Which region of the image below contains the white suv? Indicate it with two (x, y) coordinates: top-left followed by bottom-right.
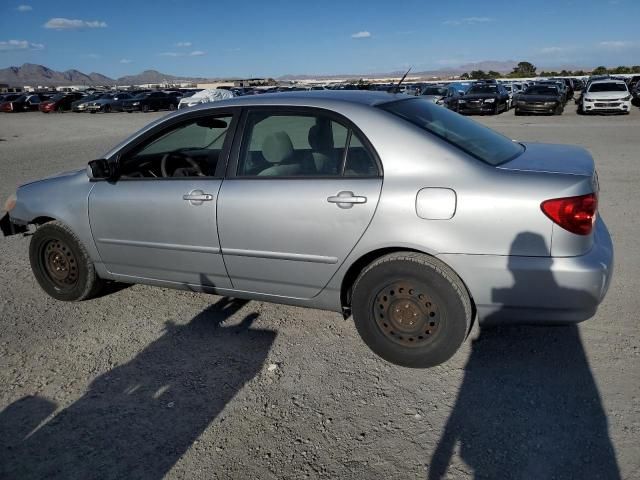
(581, 79), (631, 114)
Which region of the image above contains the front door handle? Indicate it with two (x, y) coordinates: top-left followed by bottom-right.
(327, 191), (367, 209)
(183, 189), (214, 205)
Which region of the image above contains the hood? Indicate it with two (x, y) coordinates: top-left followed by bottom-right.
(518, 94), (560, 102)
(19, 168), (85, 188)
(497, 143), (594, 177)
(584, 91), (629, 100)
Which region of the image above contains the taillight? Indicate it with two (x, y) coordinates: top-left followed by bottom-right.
(541, 193), (597, 236)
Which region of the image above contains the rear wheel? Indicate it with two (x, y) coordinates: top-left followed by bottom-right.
(169, 103), (176, 111)
(142, 104), (149, 113)
(351, 252), (472, 368)
(104, 104), (111, 113)
(29, 221), (103, 301)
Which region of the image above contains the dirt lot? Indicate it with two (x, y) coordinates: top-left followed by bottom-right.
(1, 105), (638, 480)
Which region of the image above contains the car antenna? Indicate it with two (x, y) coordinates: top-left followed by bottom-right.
(391, 67), (412, 93)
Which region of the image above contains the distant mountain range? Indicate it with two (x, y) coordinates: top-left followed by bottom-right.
(0, 63), (210, 86)
(1, 61), (592, 87)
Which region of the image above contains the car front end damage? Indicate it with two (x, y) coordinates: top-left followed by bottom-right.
(1, 193), (27, 236)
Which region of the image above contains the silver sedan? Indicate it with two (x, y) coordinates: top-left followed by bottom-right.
(1, 91), (613, 367)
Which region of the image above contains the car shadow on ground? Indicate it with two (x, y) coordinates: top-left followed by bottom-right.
(428, 233), (620, 479)
(0, 296), (277, 480)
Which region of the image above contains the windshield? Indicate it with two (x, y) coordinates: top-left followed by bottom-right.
(524, 86), (559, 95)
(50, 94), (65, 101)
(379, 98), (524, 166)
(588, 82), (628, 92)
(14, 95), (27, 102)
(468, 85), (497, 94)
(422, 87), (447, 96)
(133, 92), (150, 99)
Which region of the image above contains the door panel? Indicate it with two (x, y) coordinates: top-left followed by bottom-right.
(217, 178), (382, 298)
(89, 180), (231, 288)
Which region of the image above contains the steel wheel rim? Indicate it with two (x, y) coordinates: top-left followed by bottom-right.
(373, 281), (441, 347)
(42, 239), (78, 290)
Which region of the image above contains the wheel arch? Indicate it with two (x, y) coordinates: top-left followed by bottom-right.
(340, 247), (476, 319)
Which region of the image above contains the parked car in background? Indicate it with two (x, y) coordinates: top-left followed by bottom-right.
(420, 85), (462, 111)
(178, 88), (235, 109)
(0, 93), (45, 112)
(457, 82), (510, 115)
(39, 92), (84, 113)
(515, 84), (564, 115)
(1, 91), (613, 368)
(551, 78), (575, 100)
(0, 93), (23, 110)
(538, 80), (568, 104)
(87, 92), (133, 113)
(72, 93), (105, 112)
(502, 84), (516, 109)
(581, 79), (632, 114)
(121, 91), (180, 112)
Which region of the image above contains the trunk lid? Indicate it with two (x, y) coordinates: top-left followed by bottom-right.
(497, 142), (595, 177)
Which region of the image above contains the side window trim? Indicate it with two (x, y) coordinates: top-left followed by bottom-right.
(108, 108), (240, 182)
(225, 105), (383, 179)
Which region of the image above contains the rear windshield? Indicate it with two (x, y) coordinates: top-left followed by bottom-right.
(379, 98), (524, 166)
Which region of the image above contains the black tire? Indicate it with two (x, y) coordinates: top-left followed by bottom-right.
(169, 103), (176, 111)
(104, 104), (111, 113)
(142, 104), (149, 113)
(514, 109), (522, 116)
(351, 252), (472, 368)
(554, 104), (564, 115)
(29, 221), (103, 301)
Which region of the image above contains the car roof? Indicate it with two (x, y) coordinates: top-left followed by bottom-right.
(190, 90), (410, 110)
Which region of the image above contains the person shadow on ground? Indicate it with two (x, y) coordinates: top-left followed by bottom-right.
(428, 232), (620, 479)
(0, 295), (276, 480)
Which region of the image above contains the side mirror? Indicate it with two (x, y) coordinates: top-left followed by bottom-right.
(87, 159), (114, 180)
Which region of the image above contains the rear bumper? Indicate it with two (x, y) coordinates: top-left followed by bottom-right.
(438, 217), (614, 325)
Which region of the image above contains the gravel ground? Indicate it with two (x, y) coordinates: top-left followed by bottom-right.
(0, 105), (638, 480)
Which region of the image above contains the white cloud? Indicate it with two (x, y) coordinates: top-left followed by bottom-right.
(120, 58), (132, 64)
(160, 50), (206, 57)
(17, 5), (32, 11)
(598, 40), (632, 48)
(351, 31), (371, 39)
(539, 46), (571, 54)
(189, 50), (206, 56)
(0, 39), (44, 51)
(159, 51), (180, 56)
(176, 41), (192, 47)
(44, 18), (107, 30)
(85, 53), (100, 59)
(443, 17), (494, 26)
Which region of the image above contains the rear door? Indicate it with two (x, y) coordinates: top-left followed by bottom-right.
(217, 107), (383, 298)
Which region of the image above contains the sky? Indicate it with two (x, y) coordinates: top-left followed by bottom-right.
(1, 0), (639, 79)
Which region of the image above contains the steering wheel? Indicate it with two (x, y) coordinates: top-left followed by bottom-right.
(160, 152), (205, 177)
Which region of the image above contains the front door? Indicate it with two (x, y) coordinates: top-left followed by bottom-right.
(89, 112), (236, 288)
(218, 108), (382, 298)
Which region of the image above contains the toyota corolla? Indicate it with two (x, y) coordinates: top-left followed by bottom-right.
(1, 91), (613, 368)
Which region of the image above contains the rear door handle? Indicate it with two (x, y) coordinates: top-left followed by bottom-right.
(183, 189), (214, 205)
(327, 191), (367, 209)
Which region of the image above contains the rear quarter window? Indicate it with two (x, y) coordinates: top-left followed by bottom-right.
(379, 98), (524, 166)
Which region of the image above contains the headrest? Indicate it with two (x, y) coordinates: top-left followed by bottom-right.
(262, 131), (294, 164)
(308, 124), (334, 153)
